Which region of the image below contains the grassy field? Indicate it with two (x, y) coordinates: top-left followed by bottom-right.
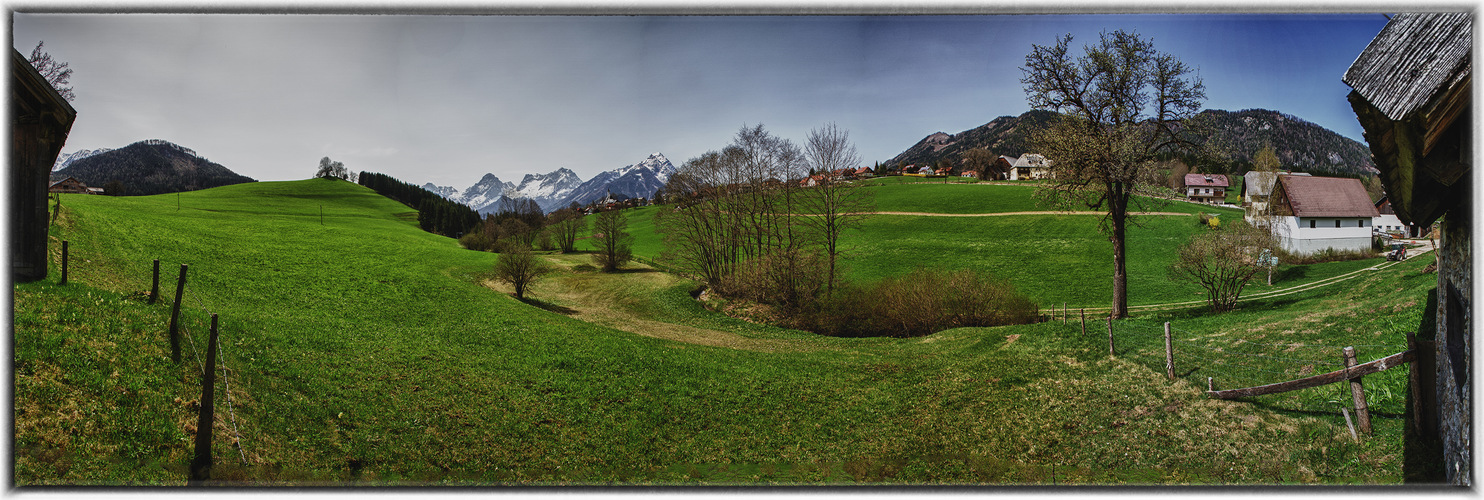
(602, 181), (1375, 308)
(15, 178), (1430, 485)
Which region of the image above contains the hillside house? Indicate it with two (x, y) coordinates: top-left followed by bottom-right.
(960, 170), (977, 178)
(48, 176), (99, 194)
(1267, 175), (1378, 255)
(855, 166), (874, 178)
(1008, 154), (1052, 180)
(10, 48), (77, 282)
(1344, 13), (1471, 484)
(1373, 195), (1420, 237)
(1183, 173), (1229, 204)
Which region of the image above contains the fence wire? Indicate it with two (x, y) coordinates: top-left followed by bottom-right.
(50, 247), (253, 467)
(1061, 316), (1410, 417)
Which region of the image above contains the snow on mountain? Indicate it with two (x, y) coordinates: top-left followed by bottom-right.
(422, 183), (459, 200)
(53, 147), (114, 171)
(507, 168), (584, 213)
(554, 153), (676, 211)
(457, 173), (516, 213)
(429, 152), (676, 215)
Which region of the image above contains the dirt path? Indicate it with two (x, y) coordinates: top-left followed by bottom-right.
(483, 255), (813, 353)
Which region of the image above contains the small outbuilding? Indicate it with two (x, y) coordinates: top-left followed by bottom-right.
(10, 48), (77, 282)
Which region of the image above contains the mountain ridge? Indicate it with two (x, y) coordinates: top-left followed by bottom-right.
(51, 139), (256, 196)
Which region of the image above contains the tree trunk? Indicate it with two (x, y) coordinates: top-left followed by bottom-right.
(1109, 187), (1130, 319)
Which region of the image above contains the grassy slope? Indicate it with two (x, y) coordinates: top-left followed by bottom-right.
(16, 178), (1425, 485)
(608, 181), (1373, 308)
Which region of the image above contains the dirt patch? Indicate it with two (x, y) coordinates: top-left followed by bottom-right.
(482, 256), (814, 353)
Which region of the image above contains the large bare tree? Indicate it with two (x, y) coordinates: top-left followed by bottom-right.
(1021, 30), (1206, 318)
(800, 122), (873, 294)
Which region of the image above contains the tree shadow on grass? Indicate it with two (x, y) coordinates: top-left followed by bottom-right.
(517, 296), (579, 315)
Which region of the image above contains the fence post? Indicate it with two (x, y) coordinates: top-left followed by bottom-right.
(149, 259), (160, 304)
(1342, 346), (1372, 435)
(1062, 302), (1067, 323)
(1164, 322), (1175, 379)
(1080, 309), (1085, 336)
(1106, 314), (1115, 357)
(59, 240), (68, 285)
(168, 264), (188, 364)
(189, 313), (219, 484)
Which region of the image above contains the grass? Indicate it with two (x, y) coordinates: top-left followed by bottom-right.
(15, 178), (1428, 485)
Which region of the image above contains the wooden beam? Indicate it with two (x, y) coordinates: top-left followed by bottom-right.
(1207, 350), (1414, 400)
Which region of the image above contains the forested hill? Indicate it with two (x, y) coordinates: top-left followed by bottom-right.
(881, 108), (1376, 177)
(52, 139), (256, 196)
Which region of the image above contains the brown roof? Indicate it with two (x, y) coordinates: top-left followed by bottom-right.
(1183, 173), (1229, 188)
(1277, 175), (1379, 218)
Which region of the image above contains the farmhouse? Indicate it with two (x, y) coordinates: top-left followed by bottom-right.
(48, 176), (100, 194)
(1267, 175), (1378, 255)
(1344, 12), (1471, 484)
(1372, 195), (1420, 237)
(1241, 171), (1311, 220)
(10, 48), (77, 282)
(1007, 154), (1052, 180)
(1183, 173), (1229, 204)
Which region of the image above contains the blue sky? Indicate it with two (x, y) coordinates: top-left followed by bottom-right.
(12, 12), (1395, 186)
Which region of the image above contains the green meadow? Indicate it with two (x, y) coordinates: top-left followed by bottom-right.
(15, 178), (1428, 485)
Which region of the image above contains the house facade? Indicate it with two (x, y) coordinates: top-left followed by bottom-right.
(48, 176), (92, 194)
(1268, 175), (1379, 255)
(1008, 154), (1051, 180)
(1242, 171), (1310, 222)
(1183, 173), (1229, 204)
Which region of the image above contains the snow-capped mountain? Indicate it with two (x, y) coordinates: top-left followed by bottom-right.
(422, 183), (459, 200)
(508, 168), (583, 213)
(455, 174), (517, 213)
(554, 153), (675, 210)
(429, 152), (677, 215)
(53, 147), (114, 171)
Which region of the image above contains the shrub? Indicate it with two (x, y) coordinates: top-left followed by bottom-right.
(797, 267), (1039, 338)
(458, 230), (496, 252)
(492, 245), (553, 300)
(714, 249), (828, 313)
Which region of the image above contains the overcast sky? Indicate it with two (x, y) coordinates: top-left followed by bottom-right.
(13, 12), (1393, 187)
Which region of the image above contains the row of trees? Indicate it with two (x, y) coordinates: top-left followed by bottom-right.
(357, 171), (479, 237)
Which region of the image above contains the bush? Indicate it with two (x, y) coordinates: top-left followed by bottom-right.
(714, 249), (828, 313)
(788, 267), (1039, 338)
(458, 230), (496, 252)
(1275, 246), (1376, 265)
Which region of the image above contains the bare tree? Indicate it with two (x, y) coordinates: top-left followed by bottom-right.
(493, 245), (553, 300)
(316, 157), (350, 180)
(1021, 30), (1207, 318)
(592, 209), (632, 272)
(548, 208), (586, 253)
(27, 41), (74, 102)
(962, 148), (1000, 180)
(800, 123), (873, 295)
(1169, 222), (1277, 311)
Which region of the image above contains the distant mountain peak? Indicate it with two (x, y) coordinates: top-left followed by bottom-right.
(428, 152), (677, 215)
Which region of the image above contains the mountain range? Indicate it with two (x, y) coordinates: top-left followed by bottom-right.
(425, 152), (676, 215)
(51, 139), (256, 196)
(882, 108), (1377, 177)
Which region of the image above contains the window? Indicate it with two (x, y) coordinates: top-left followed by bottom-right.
(1335, 220), (1341, 228)
(1310, 220), (1316, 229)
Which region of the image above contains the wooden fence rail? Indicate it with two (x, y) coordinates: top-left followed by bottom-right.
(1205, 349), (1414, 399)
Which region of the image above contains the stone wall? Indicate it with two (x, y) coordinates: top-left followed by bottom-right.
(1435, 201), (1471, 485)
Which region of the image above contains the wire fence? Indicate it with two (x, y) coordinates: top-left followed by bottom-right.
(49, 242), (255, 468)
(1096, 318), (1410, 417)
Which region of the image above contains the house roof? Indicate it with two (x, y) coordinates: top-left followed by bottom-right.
(1277, 175), (1379, 218)
(1183, 173), (1229, 188)
(1014, 154), (1050, 168)
(1342, 12), (1472, 122)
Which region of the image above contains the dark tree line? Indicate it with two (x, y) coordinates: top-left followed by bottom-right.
(358, 172), (479, 237)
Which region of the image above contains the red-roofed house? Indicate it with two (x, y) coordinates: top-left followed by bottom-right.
(1269, 175), (1380, 254)
(1183, 173), (1229, 204)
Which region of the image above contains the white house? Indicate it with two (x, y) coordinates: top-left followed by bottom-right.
(1008, 154), (1052, 180)
(1373, 195), (1422, 237)
(1268, 175), (1379, 255)
(1183, 173), (1229, 204)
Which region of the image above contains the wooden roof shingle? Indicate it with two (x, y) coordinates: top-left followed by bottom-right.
(1342, 12), (1471, 122)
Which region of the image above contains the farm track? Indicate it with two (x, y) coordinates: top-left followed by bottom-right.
(867, 210), (1190, 217)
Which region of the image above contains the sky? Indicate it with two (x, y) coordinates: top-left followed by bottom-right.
(12, 11), (1399, 187)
